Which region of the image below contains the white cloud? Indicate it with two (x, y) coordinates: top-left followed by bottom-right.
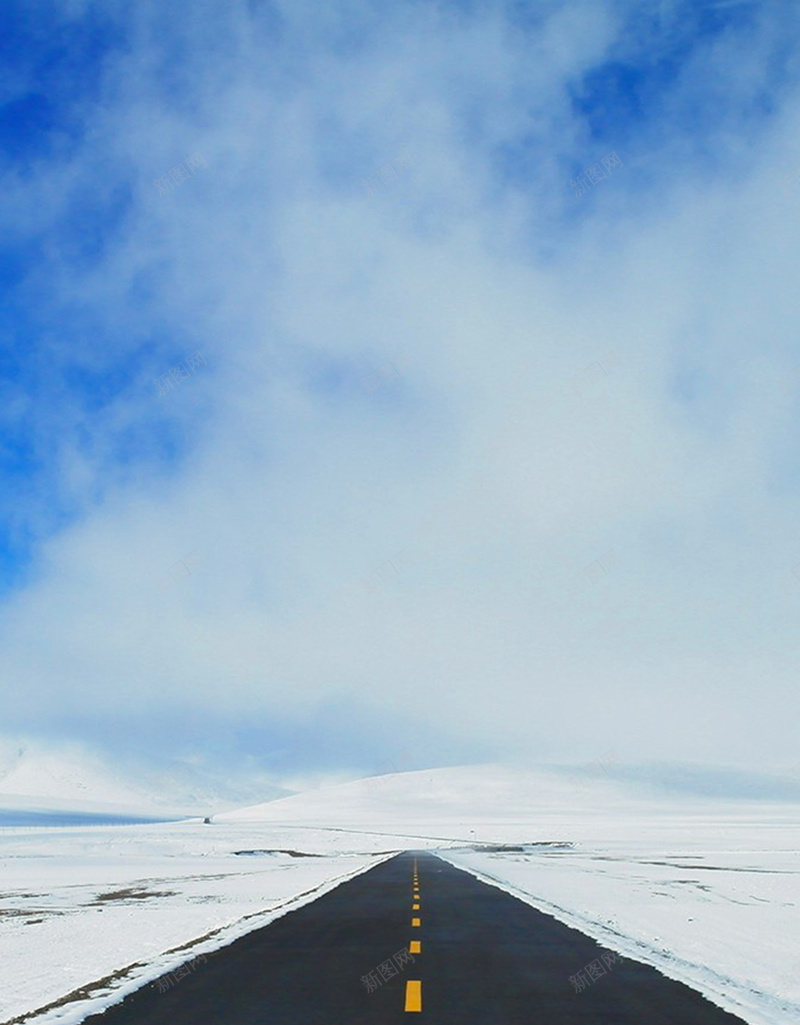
(1, 0), (800, 776)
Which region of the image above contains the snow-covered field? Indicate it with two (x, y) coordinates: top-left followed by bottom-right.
(441, 814), (800, 1025)
(1, 764), (799, 1025)
(0, 820), (390, 1025)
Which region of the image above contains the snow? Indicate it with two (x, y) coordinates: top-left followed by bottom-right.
(0, 820), (390, 1025)
(440, 816), (800, 1025)
(0, 740), (292, 820)
(2, 763), (799, 1025)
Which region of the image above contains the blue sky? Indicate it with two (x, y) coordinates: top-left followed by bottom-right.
(1, 0), (800, 788)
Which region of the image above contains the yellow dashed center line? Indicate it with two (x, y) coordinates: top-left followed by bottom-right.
(404, 862), (423, 1012)
(405, 979), (422, 1012)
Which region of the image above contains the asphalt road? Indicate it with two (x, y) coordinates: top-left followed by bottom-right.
(82, 851), (750, 1024)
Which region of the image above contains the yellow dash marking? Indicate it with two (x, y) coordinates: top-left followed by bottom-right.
(412, 903), (420, 909)
(411, 916), (421, 927)
(405, 980), (422, 1012)
(410, 940), (421, 954)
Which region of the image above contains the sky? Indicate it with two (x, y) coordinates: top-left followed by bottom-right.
(1, 0), (800, 790)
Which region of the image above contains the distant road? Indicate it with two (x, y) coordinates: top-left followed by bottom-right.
(83, 851), (749, 1024)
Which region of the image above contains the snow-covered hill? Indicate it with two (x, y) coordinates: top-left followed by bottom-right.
(1, 762), (799, 1025)
(219, 762), (651, 831)
(216, 763), (800, 1025)
(218, 759), (800, 831)
(0, 739), (292, 819)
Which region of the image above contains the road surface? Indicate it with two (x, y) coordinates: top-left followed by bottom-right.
(82, 850), (749, 1024)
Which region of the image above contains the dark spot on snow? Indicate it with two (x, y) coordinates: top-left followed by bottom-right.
(232, 849), (322, 858)
(92, 887), (177, 904)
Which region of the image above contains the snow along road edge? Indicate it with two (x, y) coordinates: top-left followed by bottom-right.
(435, 850), (799, 1025)
(4, 852), (397, 1025)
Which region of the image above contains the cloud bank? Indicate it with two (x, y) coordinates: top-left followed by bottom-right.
(1, 0), (800, 781)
